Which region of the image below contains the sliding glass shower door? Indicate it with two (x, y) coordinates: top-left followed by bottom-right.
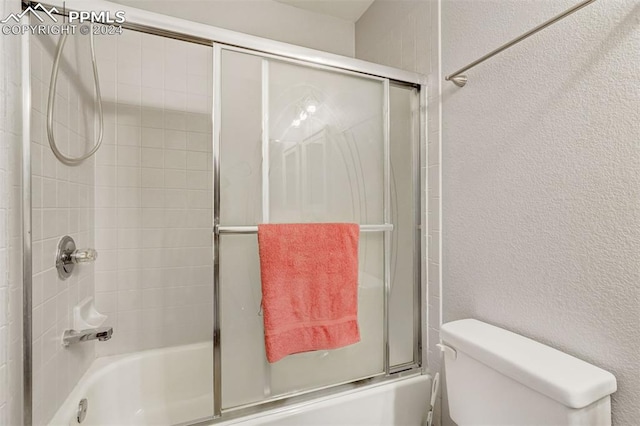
(215, 46), (418, 414)
(24, 4), (423, 424)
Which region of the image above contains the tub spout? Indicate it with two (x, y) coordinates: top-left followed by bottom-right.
(63, 326), (113, 347)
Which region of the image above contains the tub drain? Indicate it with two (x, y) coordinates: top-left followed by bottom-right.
(76, 398), (88, 423)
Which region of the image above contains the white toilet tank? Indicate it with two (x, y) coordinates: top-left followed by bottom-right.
(440, 319), (617, 426)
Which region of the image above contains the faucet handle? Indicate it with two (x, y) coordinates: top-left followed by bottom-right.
(71, 248), (98, 263)
(57, 236), (98, 280)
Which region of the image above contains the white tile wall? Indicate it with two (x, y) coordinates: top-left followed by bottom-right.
(30, 24), (97, 425)
(355, 1), (430, 75)
(0, 0), (23, 424)
(93, 29), (213, 357)
(355, 1), (442, 423)
(29, 26), (213, 423)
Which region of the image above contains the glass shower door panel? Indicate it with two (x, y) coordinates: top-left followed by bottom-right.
(389, 84), (420, 366)
(267, 60), (386, 395)
(219, 50), (386, 409)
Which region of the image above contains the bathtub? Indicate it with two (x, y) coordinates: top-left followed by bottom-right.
(50, 343), (431, 426)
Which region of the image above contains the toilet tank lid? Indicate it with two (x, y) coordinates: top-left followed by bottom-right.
(440, 319), (617, 409)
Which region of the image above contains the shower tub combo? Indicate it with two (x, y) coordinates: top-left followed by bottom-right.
(50, 343), (431, 425)
(23, 0), (430, 425)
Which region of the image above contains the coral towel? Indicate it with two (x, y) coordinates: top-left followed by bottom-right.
(257, 223), (360, 363)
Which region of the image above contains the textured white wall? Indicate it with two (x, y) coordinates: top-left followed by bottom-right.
(441, 0), (640, 424)
(0, 1), (23, 424)
(110, 0), (356, 57)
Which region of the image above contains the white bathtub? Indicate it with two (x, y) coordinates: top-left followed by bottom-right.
(50, 343), (431, 426)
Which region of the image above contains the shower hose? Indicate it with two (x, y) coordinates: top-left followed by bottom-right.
(47, 24), (104, 165)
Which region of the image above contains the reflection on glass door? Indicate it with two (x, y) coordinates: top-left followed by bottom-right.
(281, 128), (328, 220)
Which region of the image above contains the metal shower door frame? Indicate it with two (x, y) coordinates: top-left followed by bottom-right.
(211, 43), (425, 422)
(20, 2), (429, 425)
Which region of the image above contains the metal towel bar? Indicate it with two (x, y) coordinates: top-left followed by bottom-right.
(216, 224), (394, 235)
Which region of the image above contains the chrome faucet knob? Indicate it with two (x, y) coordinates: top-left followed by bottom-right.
(56, 236), (98, 280)
(71, 248), (98, 263)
